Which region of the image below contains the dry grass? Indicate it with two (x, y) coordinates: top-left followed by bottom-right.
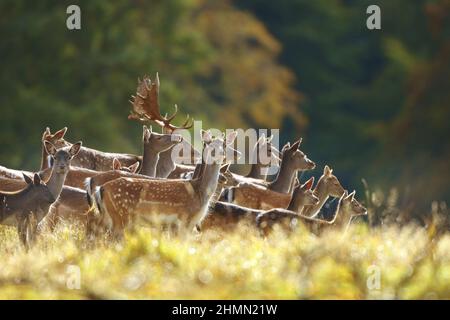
(0, 218), (449, 299)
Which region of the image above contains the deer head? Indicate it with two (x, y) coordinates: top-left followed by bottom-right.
(339, 190), (367, 217)
(254, 133), (281, 167)
(142, 125), (183, 153)
(286, 177), (318, 211)
(321, 165), (346, 198)
(44, 141), (82, 175)
(112, 159), (140, 173)
(281, 138), (316, 171)
(42, 127), (70, 149)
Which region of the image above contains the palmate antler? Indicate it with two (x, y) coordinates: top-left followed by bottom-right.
(128, 73), (193, 132)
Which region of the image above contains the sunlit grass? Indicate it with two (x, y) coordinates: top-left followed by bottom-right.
(0, 221), (449, 299)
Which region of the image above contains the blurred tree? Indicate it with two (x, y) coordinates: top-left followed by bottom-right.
(239, 0), (450, 208)
(0, 0), (303, 170)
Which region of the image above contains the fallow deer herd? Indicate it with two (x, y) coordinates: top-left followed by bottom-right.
(0, 73), (367, 247)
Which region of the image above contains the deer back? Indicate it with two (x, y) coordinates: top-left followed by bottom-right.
(226, 183), (291, 210)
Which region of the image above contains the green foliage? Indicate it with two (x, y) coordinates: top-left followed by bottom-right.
(239, 0), (450, 208)
(0, 0), (302, 170)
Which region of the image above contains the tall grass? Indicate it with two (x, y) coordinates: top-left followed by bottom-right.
(0, 217), (449, 299)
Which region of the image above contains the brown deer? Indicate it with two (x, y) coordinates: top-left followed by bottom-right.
(39, 163), (138, 190)
(88, 130), (237, 240)
(155, 144), (178, 178)
(41, 127), (142, 171)
(0, 141), (81, 247)
(140, 125), (182, 177)
(0, 175), (92, 232)
(256, 190), (367, 236)
(0, 166), (34, 180)
(84, 124), (181, 205)
(246, 133), (280, 180)
(0, 173), (55, 248)
(300, 165), (345, 218)
(40, 186), (91, 232)
(1, 159), (138, 232)
(200, 177), (318, 231)
(220, 139), (315, 210)
(40, 127), (71, 170)
(128, 73), (196, 164)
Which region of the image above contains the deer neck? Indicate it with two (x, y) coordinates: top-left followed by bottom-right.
(141, 146), (159, 177)
(330, 204), (352, 229)
(196, 161), (221, 204)
(247, 146), (266, 179)
(247, 163), (267, 180)
(155, 149), (175, 178)
(40, 144), (49, 171)
(268, 158), (295, 193)
(302, 177), (329, 217)
(287, 193), (306, 212)
(46, 168), (68, 200)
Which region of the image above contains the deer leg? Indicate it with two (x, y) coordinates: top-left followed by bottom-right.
(17, 216), (27, 248)
(17, 214), (34, 250)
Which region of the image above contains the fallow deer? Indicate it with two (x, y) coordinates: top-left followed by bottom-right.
(89, 130), (237, 240)
(300, 165), (345, 218)
(84, 124), (179, 205)
(0, 175), (92, 232)
(41, 127), (142, 171)
(256, 190), (367, 236)
(40, 127), (71, 170)
(140, 125), (182, 177)
(85, 160), (146, 208)
(128, 73), (197, 166)
(246, 133), (280, 180)
(0, 173), (55, 247)
(0, 141), (81, 247)
(0, 166), (34, 180)
(40, 186), (91, 232)
(220, 139), (316, 210)
(39, 161), (139, 190)
(200, 177), (318, 231)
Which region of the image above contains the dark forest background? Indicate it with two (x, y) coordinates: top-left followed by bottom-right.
(0, 0), (449, 212)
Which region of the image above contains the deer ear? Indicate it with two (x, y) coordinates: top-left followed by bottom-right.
(218, 173), (228, 185)
(258, 133), (266, 144)
(143, 126), (151, 142)
(69, 142), (82, 157)
(42, 127), (51, 140)
(113, 158), (121, 171)
(348, 190), (356, 201)
(226, 131), (238, 145)
(339, 191), (348, 203)
(282, 142), (290, 153)
(220, 164), (230, 173)
(343, 190), (349, 199)
(290, 138), (302, 151)
(201, 130), (212, 143)
(23, 173), (33, 185)
(324, 165), (332, 176)
(53, 127), (67, 140)
(33, 173), (42, 186)
(302, 177), (315, 190)
(129, 161), (140, 173)
(44, 141), (57, 156)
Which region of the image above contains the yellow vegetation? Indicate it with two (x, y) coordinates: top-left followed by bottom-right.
(0, 221), (448, 299)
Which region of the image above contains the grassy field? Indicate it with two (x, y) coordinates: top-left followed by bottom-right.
(0, 218), (449, 299)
